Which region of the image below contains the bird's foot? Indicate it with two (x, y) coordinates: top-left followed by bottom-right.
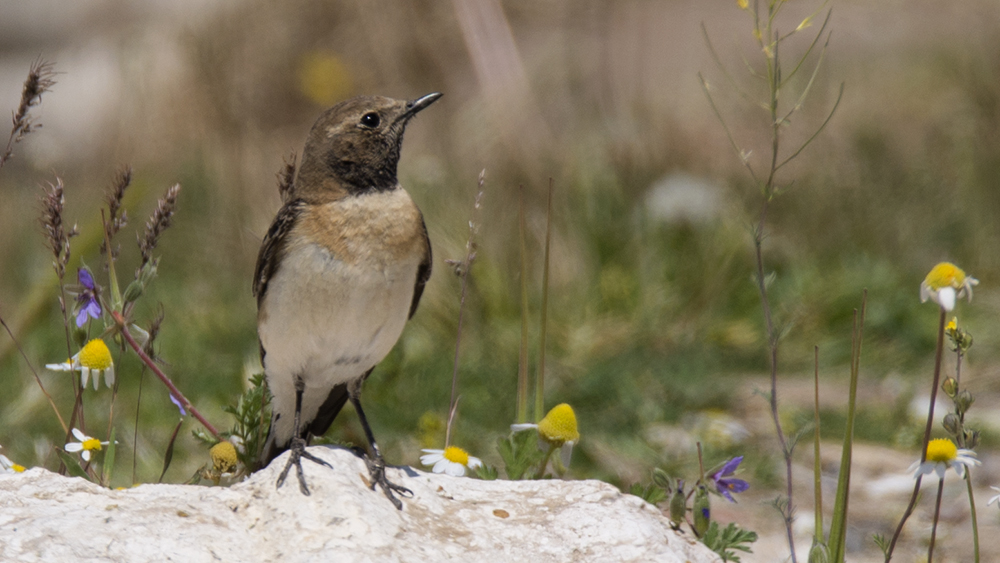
(363, 454), (413, 510)
(275, 436), (332, 495)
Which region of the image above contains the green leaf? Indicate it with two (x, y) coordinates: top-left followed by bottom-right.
(475, 464), (499, 480)
(701, 521), (759, 563)
(629, 482), (667, 505)
(57, 449), (90, 481)
(498, 430), (544, 480)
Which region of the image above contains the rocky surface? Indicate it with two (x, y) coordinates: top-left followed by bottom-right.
(0, 447), (720, 562)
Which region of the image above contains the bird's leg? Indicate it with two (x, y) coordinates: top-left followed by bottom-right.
(349, 387), (412, 510)
(276, 380), (331, 495)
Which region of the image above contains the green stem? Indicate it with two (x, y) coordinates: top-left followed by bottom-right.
(535, 443), (557, 480)
(535, 179), (553, 423)
(517, 187), (530, 424)
(928, 478), (945, 563)
(966, 468), (980, 563)
(885, 307), (947, 561)
(813, 345), (823, 541)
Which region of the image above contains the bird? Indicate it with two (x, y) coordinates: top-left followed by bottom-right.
(253, 92), (441, 508)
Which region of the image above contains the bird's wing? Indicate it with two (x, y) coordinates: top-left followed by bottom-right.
(408, 214), (432, 319)
(253, 199), (305, 309)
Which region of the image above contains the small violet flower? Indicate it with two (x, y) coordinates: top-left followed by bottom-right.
(75, 268), (102, 327)
(709, 456), (750, 503)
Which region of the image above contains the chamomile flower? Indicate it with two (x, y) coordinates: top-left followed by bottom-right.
(420, 446), (482, 477)
(64, 428), (110, 462)
(909, 438), (980, 480)
(210, 441), (239, 475)
(0, 446), (25, 474)
(512, 403), (580, 467)
(46, 339), (116, 390)
(920, 262), (978, 312)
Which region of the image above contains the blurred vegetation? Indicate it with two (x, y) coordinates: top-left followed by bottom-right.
(1, 0), (999, 490)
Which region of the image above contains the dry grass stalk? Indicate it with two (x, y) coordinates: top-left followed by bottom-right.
(1, 59), (56, 170)
(101, 166), (133, 259)
(138, 184), (181, 268)
(39, 178), (78, 280)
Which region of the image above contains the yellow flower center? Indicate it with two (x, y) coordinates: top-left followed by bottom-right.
(946, 317), (958, 332)
(737, 0), (748, 8)
(12, 464), (25, 473)
(926, 438), (958, 463)
(924, 263), (966, 291)
(79, 339), (113, 370)
(443, 446), (470, 466)
(538, 403), (580, 446)
(210, 441), (239, 473)
(82, 438), (103, 452)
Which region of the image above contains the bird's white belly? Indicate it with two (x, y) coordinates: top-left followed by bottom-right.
(259, 242), (419, 442)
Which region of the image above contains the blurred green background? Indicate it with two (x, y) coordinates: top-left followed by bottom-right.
(1, 0), (999, 522)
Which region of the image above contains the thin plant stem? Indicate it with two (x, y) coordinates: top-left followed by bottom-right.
(928, 478), (945, 563)
(516, 186), (530, 424)
(112, 311), (219, 439)
(966, 468), (980, 563)
(133, 363), (146, 485)
(885, 307), (948, 561)
(534, 443), (557, 480)
(0, 310), (68, 433)
(535, 179), (553, 423)
(812, 345), (822, 540)
(445, 172), (484, 446)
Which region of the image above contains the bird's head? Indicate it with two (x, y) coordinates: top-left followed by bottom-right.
(296, 93), (442, 198)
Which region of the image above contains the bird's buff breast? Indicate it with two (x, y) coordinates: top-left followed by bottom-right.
(258, 189), (425, 388)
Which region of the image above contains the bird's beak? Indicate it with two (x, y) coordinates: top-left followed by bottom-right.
(403, 92), (443, 118)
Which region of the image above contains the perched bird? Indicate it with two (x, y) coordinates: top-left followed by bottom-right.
(253, 93), (441, 508)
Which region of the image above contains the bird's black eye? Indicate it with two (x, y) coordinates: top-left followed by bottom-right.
(360, 112), (380, 128)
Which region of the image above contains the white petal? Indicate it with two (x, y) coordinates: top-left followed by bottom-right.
(466, 456), (483, 469)
(420, 453), (444, 466)
(510, 424), (538, 433)
(560, 442), (575, 468)
(934, 463), (947, 480)
(81, 450), (91, 462)
(91, 367), (99, 390)
(432, 458), (451, 474)
(104, 366), (115, 388)
(920, 283), (931, 303)
(65, 443), (83, 453)
(45, 362), (74, 371)
(938, 287), (956, 311)
(72, 428), (87, 441)
(80, 367), (90, 390)
(444, 462), (466, 477)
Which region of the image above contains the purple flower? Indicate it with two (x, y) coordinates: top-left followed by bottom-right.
(710, 456), (750, 503)
(170, 394), (187, 416)
(75, 268), (102, 327)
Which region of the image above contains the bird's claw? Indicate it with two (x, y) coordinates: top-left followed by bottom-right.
(275, 437), (331, 495)
(364, 454), (412, 510)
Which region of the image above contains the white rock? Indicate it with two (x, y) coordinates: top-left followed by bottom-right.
(0, 447), (720, 563)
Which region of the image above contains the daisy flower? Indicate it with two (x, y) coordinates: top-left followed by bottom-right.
(65, 428), (110, 462)
(512, 403), (580, 467)
(920, 262), (978, 312)
(0, 446), (25, 474)
(46, 338), (116, 390)
(420, 445), (482, 477)
(909, 438), (980, 480)
(210, 441), (239, 475)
